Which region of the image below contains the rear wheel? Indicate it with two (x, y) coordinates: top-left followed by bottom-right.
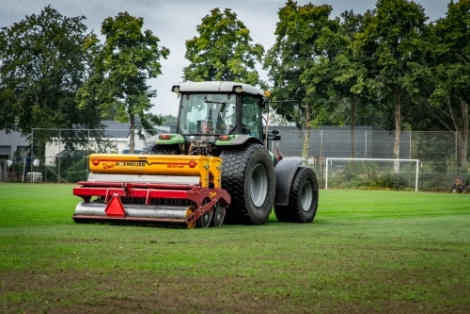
(142, 145), (172, 155)
(274, 166), (319, 223)
(143, 143), (182, 155)
(220, 143), (275, 224)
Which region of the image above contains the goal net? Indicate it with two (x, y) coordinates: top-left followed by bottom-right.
(325, 158), (420, 191)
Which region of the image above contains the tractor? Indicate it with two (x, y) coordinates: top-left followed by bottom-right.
(73, 81), (319, 227)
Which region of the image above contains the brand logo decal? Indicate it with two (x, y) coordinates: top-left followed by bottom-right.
(102, 163), (115, 169)
(116, 162), (146, 167)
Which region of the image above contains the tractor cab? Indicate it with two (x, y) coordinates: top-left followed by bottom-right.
(172, 82), (265, 144)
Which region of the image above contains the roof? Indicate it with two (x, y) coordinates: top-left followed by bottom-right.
(100, 121), (169, 139)
(102, 121), (130, 138)
(172, 81), (265, 98)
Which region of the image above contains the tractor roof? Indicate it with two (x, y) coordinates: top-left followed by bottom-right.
(172, 81), (265, 98)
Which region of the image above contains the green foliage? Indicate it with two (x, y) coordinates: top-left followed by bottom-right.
(264, 1), (342, 159)
(0, 5), (102, 149)
(183, 8), (264, 86)
(419, 163), (469, 192)
(78, 12), (169, 153)
(331, 11), (384, 129)
(65, 158), (88, 182)
(161, 114), (177, 127)
(422, 1), (470, 167)
(410, 132), (455, 169)
(376, 172), (408, 190)
(56, 151), (87, 182)
(352, 0), (429, 163)
(329, 161), (412, 190)
(264, 1), (340, 124)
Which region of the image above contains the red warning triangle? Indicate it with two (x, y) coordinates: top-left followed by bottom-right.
(105, 195), (126, 217)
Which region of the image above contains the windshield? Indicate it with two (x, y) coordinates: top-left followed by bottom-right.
(178, 93), (236, 135)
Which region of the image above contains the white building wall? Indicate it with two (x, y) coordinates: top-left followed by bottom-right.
(44, 137), (138, 165)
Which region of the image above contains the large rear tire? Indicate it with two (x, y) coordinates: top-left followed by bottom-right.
(141, 144), (172, 155)
(274, 166), (319, 223)
(220, 143), (275, 224)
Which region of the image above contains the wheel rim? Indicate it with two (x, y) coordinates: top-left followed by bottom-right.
(199, 209), (213, 228)
(250, 164), (268, 207)
(186, 207), (196, 229)
(212, 203), (225, 227)
(300, 181), (313, 212)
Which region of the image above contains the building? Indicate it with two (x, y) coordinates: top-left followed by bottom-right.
(44, 121), (170, 164)
(0, 130), (30, 162)
(0, 122), (170, 165)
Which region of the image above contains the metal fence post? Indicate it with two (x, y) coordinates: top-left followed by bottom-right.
(365, 130), (368, 158)
(455, 131), (458, 165)
(320, 130), (324, 182)
(30, 130), (34, 182)
(58, 129), (61, 183)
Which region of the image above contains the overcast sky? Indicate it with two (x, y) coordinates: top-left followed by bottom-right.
(1, 0), (449, 117)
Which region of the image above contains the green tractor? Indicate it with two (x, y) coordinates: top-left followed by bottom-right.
(144, 81), (319, 225)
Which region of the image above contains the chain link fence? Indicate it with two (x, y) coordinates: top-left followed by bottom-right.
(270, 128), (469, 192)
(10, 127), (469, 192)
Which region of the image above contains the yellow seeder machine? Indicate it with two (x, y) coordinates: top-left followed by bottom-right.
(73, 154), (230, 228)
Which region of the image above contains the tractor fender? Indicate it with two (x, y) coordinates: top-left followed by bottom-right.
(274, 157), (304, 206)
(216, 135), (264, 147)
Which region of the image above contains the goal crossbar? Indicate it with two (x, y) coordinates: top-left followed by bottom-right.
(325, 158), (420, 192)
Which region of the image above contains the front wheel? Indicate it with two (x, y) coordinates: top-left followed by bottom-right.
(220, 143), (275, 225)
(274, 166), (319, 223)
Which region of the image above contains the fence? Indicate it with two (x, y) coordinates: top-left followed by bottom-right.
(8, 127), (469, 192)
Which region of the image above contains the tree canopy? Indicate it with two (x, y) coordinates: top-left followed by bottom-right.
(353, 0), (429, 170)
(264, 0), (341, 157)
(77, 12), (169, 153)
(0, 5), (102, 149)
(183, 7), (264, 86)
(1, 1), (470, 165)
(418, 0), (470, 166)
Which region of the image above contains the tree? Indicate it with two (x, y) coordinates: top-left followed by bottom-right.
(353, 0), (429, 171)
(161, 114), (177, 127)
(264, 0), (340, 158)
(183, 8), (264, 85)
(0, 6), (102, 153)
(330, 10), (381, 157)
(425, 0), (470, 168)
(79, 12), (169, 153)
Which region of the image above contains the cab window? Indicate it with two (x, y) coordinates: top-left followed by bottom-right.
(241, 95), (264, 142)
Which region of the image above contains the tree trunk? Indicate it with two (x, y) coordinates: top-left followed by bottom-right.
(456, 99), (468, 168)
(393, 90), (401, 173)
(129, 114), (135, 154)
(302, 103), (311, 160)
(350, 96), (357, 158)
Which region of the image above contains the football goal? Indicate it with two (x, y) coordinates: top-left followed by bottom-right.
(325, 158), (420, 192)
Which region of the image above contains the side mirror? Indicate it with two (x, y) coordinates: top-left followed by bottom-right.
(269, 129), (281, 141)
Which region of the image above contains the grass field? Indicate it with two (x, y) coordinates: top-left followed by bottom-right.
(0, 183), (469, 314)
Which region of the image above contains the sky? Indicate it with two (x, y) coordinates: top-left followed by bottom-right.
(1, 0), (450, 117)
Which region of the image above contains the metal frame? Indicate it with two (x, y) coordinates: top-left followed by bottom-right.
(73, 181), (231, 226)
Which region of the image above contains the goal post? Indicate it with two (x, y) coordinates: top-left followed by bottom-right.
(325, 158), (421, 192)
